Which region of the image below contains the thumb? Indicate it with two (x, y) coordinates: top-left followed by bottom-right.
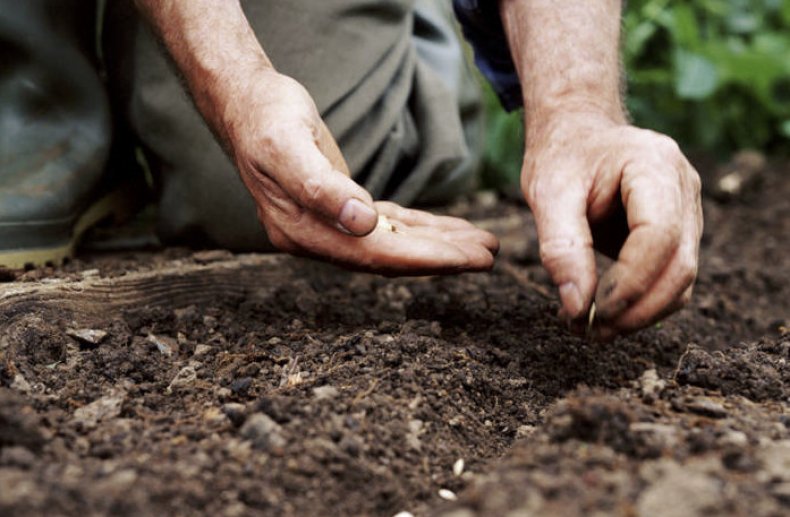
(271, 124), (378, 236)
(528, 179), (597, 319)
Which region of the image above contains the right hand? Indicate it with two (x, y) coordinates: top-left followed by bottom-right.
(217, 68), (499, 275)
(520, 114), (702, 339)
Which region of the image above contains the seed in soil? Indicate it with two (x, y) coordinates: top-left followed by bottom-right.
(438, 489), (458, 501)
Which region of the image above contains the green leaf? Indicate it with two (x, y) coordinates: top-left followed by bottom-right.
(625, 21), (660, 59)
(668, 5), (701, 49)
(674, 50), (719, 99)
(725, 10), (761, 34)
(780, 119), (790, 138)
(753, 33), (790, 56)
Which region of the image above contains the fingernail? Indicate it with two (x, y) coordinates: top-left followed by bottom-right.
(559, 282), (584, 319)
(594, 267), (625, 319)
(338, 198), (377, 236)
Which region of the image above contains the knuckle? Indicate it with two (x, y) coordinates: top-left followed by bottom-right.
(646, 134), (686, 171)
(652, 134), (681, 158)
(301, 177), (325, 207)
(258, 120), (310, 166)
(259, 125), (284, 153)
(258, 126), (292, 170)
(524, 172), (574, 209)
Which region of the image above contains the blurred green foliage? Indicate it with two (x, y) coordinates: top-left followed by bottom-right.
(480, 82), (525, 189)
(481, 0), (790, 187)
(625, 0), (790, 151)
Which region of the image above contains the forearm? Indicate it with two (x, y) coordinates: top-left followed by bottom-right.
(133, 0), (273, 145)
(499, 0), (627, 136)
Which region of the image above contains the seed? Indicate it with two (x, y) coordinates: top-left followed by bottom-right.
(377, 214), (396, 233)
(586, 302), (597, 338)
(453, 458), (465, 477)
(438, 489), (458, 501)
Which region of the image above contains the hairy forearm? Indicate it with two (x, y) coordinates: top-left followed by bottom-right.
(499, 0), (627, 135)
(133, 0), (273, 143)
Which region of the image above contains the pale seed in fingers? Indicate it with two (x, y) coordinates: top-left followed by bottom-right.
(586, 302), (597, 339)
(376, 214), (397, 233)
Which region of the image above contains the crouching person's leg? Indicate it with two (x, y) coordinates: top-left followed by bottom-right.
(103, 0), (482, 252)
(388, 0), (484, 206)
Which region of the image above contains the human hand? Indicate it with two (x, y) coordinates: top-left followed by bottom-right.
(522, 114), (703, 339)
(217, 69), (498, 275)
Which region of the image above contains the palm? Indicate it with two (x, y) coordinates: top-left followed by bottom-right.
(294, 201), (499, 276)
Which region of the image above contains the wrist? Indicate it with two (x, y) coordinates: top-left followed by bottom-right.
(197, 56), (275, 134)
(134, 0), (274, 148)
(526, 109), (624, 149)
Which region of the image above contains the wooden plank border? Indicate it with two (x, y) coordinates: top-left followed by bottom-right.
(0, 254), (295, 328)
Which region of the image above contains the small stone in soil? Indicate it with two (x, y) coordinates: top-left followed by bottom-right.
(222, 403), (247, 427)
(147, 334), (175, 357)
(194, 344), (213, 357)
(231, 377), (253, 396)
(516, 425), (537, 439)
(685, 397), (728, 419)
(166, 366), (198, 394)
(639, 369), (666, 403)
(0, 390), (45, 451)
(339, 434), (363, 457)
(10, 374), (32, 394)
(0, 446), (36, 468)
(313, 385), (339, 400)
(72, 390), (126, 429)
(240, 413), (286, 451)
(215, 387), (232, 399)
(66, 328), (108, 347)
(771, 482), (790, 505)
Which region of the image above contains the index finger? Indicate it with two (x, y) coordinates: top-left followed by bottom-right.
(594, 163), (683, 320)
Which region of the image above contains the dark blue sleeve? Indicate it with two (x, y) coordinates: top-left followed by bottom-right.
(452, 0), (523, 111)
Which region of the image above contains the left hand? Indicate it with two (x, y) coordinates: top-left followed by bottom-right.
(521, 114), (703, 339)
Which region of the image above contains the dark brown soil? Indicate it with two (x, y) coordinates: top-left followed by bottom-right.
(0, 158), (788, 517)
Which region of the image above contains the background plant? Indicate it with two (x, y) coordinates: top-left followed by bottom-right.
(481, 0), (790, 187)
